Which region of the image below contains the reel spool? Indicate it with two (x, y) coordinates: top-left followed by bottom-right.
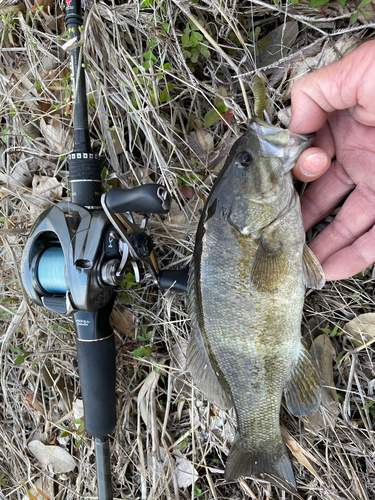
(36, 247), (68, 294)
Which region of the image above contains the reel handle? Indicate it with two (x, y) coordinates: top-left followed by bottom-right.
(73, 299), (116, 437)
(105, 184), (170, 214)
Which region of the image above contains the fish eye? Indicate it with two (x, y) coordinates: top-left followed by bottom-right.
(236, 152), (253, 169)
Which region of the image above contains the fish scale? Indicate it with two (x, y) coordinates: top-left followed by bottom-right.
(187, 117), (325, 492)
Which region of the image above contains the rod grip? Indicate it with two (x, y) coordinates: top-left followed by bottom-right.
(73, 301), (116, 437)
(75, 336), (116, 437)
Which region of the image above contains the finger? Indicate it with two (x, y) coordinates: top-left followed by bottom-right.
(309, 183), (375, 264)
(321, 228), (375, 280)
(311, 121), (336, 158)
(289, 40), (375, 134)
(293, 122), (335, 182)
(293, 147), (331, 182)
(300, 160), (355, 231)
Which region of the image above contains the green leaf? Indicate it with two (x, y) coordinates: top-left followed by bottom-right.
(132, 347), (145, 357)
(181, 33), (191, 46)
(329, 322), (340, 337)
(217, 103), (228, 114)
(143, 50), (157, 62)
(14, 353), (27, 365)
(190, 31), (203, 47)
(191, 47), (199, 63)
(336, 0), (346, 5)
(160, 88), (169, 103)
(194, 486), (203, 498)
(363, 10), (373, 19)
(215, 86), (227, 108)
(204, 108), (220, 128)
(350, 11), (358, 23)
(358, 0), (371, 8)
(184, 25), (191, 34)
(73, 418), (84, 425)
(200, 46), (210, 58)
(137, 335), (147, 342)
(163, 62), (171, 70)
(162, 22), (169, 33)
(143, 346), (153, 356)
(142, 60), (151, 71)
(362, 400), (375, 410)
(336, 350), (346, 365)
(308, 0), (329, 6)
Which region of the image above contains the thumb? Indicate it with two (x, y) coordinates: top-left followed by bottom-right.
(292, 147), (331, 182)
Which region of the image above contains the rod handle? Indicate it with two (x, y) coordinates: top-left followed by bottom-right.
(73, 301), (116, 437)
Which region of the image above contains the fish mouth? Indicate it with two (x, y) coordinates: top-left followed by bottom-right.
(250, 117), (315, 172)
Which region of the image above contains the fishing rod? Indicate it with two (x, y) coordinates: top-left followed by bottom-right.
(20, 1), (187, 498)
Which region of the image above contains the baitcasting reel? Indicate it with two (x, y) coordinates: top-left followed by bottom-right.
(21, 182), (185, 316)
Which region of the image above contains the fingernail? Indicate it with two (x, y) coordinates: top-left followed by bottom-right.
(300, 153), (328, 177)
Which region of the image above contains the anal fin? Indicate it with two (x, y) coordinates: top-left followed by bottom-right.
(186, 325), (233, 410)
(284, 346), (321, 417)
(187, 262), (233, 410)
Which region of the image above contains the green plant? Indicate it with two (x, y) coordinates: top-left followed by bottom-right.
(204, 86), (230, 128)
(10, 346), (31, 365)
(309, 0), (373, 22)
(181, 17), (210, 63)
(0, 472), (7, 488)
(320, 321), (342, 337)
(132, 327), (154, 358)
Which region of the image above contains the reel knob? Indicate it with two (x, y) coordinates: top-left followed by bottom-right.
(101, 259), (125, 286)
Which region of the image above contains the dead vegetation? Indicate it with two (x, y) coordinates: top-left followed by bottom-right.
(0, 0), (375, 498)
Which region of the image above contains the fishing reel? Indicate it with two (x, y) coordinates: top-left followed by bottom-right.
(21, 183), (188, 317)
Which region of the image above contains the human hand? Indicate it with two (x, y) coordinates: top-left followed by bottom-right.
(289, 40), (375, 280)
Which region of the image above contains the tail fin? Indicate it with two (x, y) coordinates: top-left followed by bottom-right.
(224, 434), (297, 494)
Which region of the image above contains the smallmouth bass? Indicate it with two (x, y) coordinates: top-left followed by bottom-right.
(187, 118), (325, 492)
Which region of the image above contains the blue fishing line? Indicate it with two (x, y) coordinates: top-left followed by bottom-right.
(38, 247), (68, 293)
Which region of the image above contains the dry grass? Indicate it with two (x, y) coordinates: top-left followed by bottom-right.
(1, 0), (375, 499)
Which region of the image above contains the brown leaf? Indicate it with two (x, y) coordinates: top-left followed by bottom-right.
(196, 129), (214, 154)
(344, 313), (375, 343)
(25, 394), (45, 415)
(30, 0), (53, 14)
(40, 118), (73, 153)
(281, 426), (322, 483)
(32, 175), (63, 202)
(112, 308), (136, 337)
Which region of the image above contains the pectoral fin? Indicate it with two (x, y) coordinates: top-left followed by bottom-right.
(187, 263), (233, 410)
(302, 244), (325, 290)
(250, 235), (288, 292)
(284, 347), (321, 417)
